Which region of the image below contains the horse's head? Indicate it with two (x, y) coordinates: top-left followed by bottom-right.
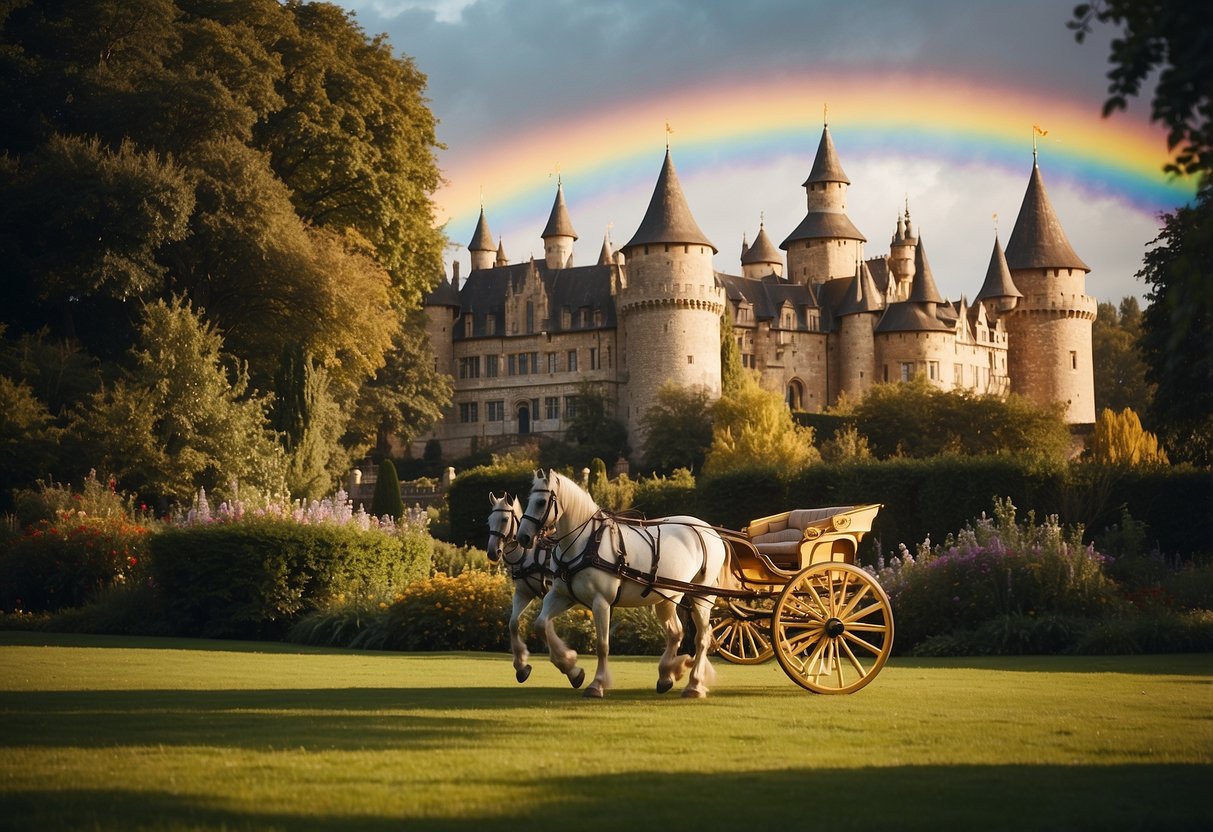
(516, 469), (554, 550)
(486, 492), (521, 562)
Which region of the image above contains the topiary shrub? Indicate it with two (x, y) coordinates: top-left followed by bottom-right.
(370, 459), (404, 520)
(148, 519), (429, 638)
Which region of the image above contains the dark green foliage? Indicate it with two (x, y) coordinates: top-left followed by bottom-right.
(564, 382), (629, 465)
(370, 459), (403, 520)
(719, 308), (744, 398)
(1092, 299), (1153, 419)
(632, 470), (699, 519)
(697, 466), (789, 531)
(430, 539), (492, 576)
(444, 461), (537, 547)
(639, 382), (713, 475)
(148, 520), (429, 638)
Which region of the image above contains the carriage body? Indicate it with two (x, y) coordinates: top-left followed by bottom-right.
(711, 504), (894, 694)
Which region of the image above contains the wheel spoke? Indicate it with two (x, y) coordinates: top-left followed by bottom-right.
(780, 624), (825, 656)
(840, 635), (873, 673)
(841, 630), (882, 657)
(783, 587), (829, 620)
(837, 581), (875, 621)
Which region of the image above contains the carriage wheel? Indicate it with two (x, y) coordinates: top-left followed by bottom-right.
(772, 562), (894, 694)
(710, 597), (774, 664)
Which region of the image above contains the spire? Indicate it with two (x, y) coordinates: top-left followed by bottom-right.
(838, 259), (882, 316)
(495, 238), (508, 267)
(1004, 162), (1089, 271)
(908, 236), (945, 304)
(623, 149), (716, 252)
(541, 180), (578, 241)
(802, 124), (850, 186)
(740, 222), (782, 267)
(598, 232), (614, 266)
(469, 208), (494, 252)
(975, 236), (1023, 302)
(740, 233), (749, 258)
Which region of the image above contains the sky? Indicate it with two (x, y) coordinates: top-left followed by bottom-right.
(337, 0), (1197, 304)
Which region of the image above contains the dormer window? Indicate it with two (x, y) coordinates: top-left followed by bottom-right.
(463, 315), (473, 337)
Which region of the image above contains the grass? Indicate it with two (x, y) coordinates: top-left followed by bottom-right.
(0, 632), (1210, 831)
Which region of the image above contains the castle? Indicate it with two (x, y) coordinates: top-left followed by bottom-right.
(417, 125), (1096, 464)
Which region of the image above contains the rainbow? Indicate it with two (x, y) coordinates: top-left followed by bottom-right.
(435, 72), (1196, 248)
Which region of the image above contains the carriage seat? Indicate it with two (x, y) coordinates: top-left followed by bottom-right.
(747, 507), (861, 570)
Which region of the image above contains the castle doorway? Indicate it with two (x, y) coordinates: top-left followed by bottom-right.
(786, 379), (804, 411)
(517, 403), (531, 435)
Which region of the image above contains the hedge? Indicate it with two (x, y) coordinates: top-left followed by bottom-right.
(148, 520), (430, 638)
(445, 462), (537, 547)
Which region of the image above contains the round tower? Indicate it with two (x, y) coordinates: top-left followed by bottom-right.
(782, 124), (867, 286)
(888, 206), (917, 301)
(836, 259), (882, 399)
(422, 269), (460, 378)
(541, 180), (578, 269)
(740, 220), (784, 279)
(618, 149), (723, 461)
(1003, 158), (1096, 424)
(468, 208), (495, 271)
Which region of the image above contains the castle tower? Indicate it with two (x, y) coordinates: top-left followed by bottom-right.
(888, 205), (917, 301)
(874, 236), (953, 387)
(495, 238), (508, 268)
(836, 258), (883, 399)
(541, 180), (578, 269)
(740, 220), (784, 278)
(598, 231), (614, 266)
(422, 270), (460, 379)
(781, 124), (866, 286)
(974, 234), (1022, 320)
(1003, 157), (1096, 424)
(468, 208), (495, 271)
(618, 149), (723, 460)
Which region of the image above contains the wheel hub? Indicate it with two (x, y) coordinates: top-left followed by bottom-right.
(825, 617), (845, 638)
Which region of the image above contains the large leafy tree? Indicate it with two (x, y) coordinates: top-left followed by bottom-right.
(639, 382), (713, 475)
(1070, 0), (1213, 466)
(1091, 297), (1153, 419)
(703, 374), (819, 477)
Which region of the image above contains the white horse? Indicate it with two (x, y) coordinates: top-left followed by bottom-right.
(516, 469), (727, 698)
(486, 493), (586, 689)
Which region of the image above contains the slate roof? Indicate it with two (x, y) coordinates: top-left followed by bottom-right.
(541, 183), (578, 240)
(975, 236), (1023, 301)
(717, 272), (817, 328)
(907, 236), (945, 304)
(424, 274), (460, 307)
(780, 211), (867, 248)
(874, 301), (953, 334)
(803, 125), (850, 186)
(455, 261), (617, 339)
(740, 224), (783, 266)
(624, 150), (716, 252)
(1005, 163), (1089, 271)
(837, 261), (883, 317)
(469, 208), (494, 252)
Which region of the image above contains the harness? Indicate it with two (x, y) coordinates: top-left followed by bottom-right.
(489, 505), (555, 594)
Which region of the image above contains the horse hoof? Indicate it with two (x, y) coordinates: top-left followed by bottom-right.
(569, 667), (586, 689)
(656, 678), (674, 694)
(516, 665), (532, 683)
(681, 688), (707, 699)
(583, 685), (604, 699)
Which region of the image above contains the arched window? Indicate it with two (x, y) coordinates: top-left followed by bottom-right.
(517, 403), (531, 435)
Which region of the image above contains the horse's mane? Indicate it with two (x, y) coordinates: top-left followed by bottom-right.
(547, 470), (600, 524)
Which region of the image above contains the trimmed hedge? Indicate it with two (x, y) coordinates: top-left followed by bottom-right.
(148, 520), (430, 638)
(445, 462), (537, 547)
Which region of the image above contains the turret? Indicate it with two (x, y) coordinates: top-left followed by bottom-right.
(598, 231), (614, 266)
(618, 148), (723, 461)
(888, 205), (917, 301)
(422, 269), (461, 379)
(1003, 156), (1096, 424)
(468, 208), (495, 271)
(495, 238), (508, 268)
(836, 259), (882, 398)
(781, 124), (866, 286)
(541, 180), (578, 269)
(974, 235), (1021, 319)
(740, 221), (783, 279)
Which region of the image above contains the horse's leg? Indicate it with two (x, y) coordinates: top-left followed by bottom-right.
(508, 585), (533, 683)
(583, 594), (613, 699)
(534, 588), (585, 688)
(683, 595), (718, 699)
(654, 600), (691, 693)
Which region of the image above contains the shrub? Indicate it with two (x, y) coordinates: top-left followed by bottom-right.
(1161, 561), (1213, 611)
(445, 459), (537, 547)
(873, 499), (1124, 654)
(286, 594), (395, 650)
(148, 519), (429, 638)
(431, 539), (493, 576)
(370, 459), (404, 521)
(42, 579), (170, 636)
(633, 469), (699, 518)
(11, 470), (143, 527)
(383, 571), (514, 651)
(0, 513), (151, 612)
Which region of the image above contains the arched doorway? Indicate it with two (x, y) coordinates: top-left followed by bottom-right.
(786, 379), (804, 411)
(517, 403), (531, 435)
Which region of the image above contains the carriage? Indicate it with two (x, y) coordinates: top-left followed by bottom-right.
(506, 470), (895, 698)
(708, 504), (894, 694)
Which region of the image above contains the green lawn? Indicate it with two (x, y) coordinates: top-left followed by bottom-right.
(1, 632), (1210, 831)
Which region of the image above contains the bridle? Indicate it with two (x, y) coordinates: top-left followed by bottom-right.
(486, 505), (519, 563)
(521, 484), (559, 537)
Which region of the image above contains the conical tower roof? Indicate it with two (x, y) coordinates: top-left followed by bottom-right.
(908, 236), (945, 304)
(975, 236), (1022, 301)
(740, 223), (782, 266)
(624, 149), (716, 252)
(1005, 163), (1089, 271)
(838, 260), (883, 316)
(802, 125), (850, 186)
(598, 233), (614, 266)
(423, 272), (460, 307)
(495, 238), (508, 267)
(541, 182), (578, 240)
(469, 208), (494, 252)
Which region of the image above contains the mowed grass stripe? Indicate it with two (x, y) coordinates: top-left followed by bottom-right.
(1, 632), (1210, 831)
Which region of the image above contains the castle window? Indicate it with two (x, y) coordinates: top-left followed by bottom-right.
(463, 315), (474, 337)
(564, 396), (579, 418)
(590, 347), (599, 370)
(900, 362), (914, 382)
(529, 352), (539, 373)
(954, 363), (963, 386)
(884, 365), (889, 382)
(486, 401), (505, 422)
(507, 354), (516, 376)
(458, 402), (478, 423)
(594, 309), (603, 327)
(545, 397), (560, 420)
(687, 355), (694, 364)
(547, 352), (557, 373)
(567, 350), (578, 372)
(458, 357), (480, 379)
(1070, 350), (1078, 370)
(606, 346), (612, 368)
(526, 301), (534, 334)
(486, 355), (499, 377)
(516, 352), (529, 376)
(928, 361), (940, 381)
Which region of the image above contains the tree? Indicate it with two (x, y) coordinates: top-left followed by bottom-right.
(563, 381), (629, 465)
(719, 307), (745, 398)
(703, 374), (818, 477)
(639, 382), (713, 475)
(1089, 407), (1169, 466)
(370, 458), (404, 521)
(69, 298), (285, 506)
(1092, 298), (1153, 418)
(0, 376), (61, 510)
